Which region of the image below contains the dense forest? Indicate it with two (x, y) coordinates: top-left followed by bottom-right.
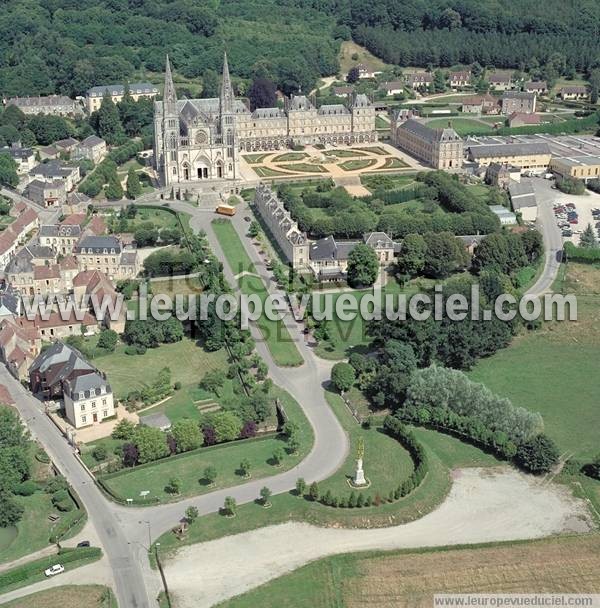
(1, 0), (600, 97)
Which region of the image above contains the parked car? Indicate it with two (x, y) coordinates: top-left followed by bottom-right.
(77, 540), (90, 548)
(562, 230), (573, 237)
(44, 564), (65, 577)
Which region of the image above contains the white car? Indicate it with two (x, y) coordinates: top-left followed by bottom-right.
(44, 564), (65, 577)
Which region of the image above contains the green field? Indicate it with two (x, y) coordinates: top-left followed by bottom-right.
(253, 166), (294, 178)
(469, 264), (600, 459)
(360, 173), (417, 192)
(243, 154), (271, 164)
(325, 149), (366, 158)
(381, 156), (409, 169)
(94, 338), (229, 400)
(272, 152), (308, 162)
(2, 585), (117, 608)
(212, 219), (303, 367)
(426, 117), (494, 136)
(101, 387), (312, 504)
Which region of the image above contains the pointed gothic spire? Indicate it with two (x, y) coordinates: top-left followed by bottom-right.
(220, 51), (234, 112)
(164, 54), (177, 105)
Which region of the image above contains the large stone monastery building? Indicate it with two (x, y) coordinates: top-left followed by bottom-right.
(154, 54), (377, 186)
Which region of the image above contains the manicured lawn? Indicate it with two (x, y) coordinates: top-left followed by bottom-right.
(212, 219), (256, 275)
(375, 115), (390, 129)
(148, 275), (204, 299)
(325, 149), (366, 158)
(2, 585), (117, 608)
(321, 391), (414, 499)
(272, 152), (307, 162)
(94, 338), (229, 400)
(212, 220), (303, 367)
(253, 166), (294, 177)
(469, 268), (600, 460)
(352, 146), (388, 156)
(426, 117), (494, 136)
(101, 387), (313, 504)
(277, 163), (328, 173)
(381, 156), (408, 169)
(339, 158), (377, 171)
(153, 422), (486, 560)
(243, 153), (271, 164)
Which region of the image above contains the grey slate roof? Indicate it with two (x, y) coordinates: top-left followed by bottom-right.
(30, 160), (73, 179)
(79, 135), (105, 148)
(1, 145), (33, 160)
(400, 119), (461, 143)
(75, 235), (121, 254)
(30, 341), (94, 376)
(318, 104), (349, 115)
(309, 236), (359, 261)
(468, 142), (551, 159)
(502, 91), (535, 100)
(39, 224), (81, 238)
(87, 82), (158, 97)
(66, 372), (111, 399)
(252, 107), (285, 119)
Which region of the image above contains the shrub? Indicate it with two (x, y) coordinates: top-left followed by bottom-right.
(14, 480), (37, 496)
(92, 445), (108, 462)
(515, 434), (560, 474)
(330, 362), (356, 393)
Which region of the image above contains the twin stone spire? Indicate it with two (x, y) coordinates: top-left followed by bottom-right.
(163, 52), (234, 112)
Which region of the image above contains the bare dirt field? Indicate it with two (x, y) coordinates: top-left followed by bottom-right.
(164, 467), (594, 608)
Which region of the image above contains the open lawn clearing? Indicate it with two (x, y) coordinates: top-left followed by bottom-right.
(338, 41), (389, 74)
(466, 183), (491, 200)
(148, 275), (204, 299)
(426, 117), (494, 135)
(220, 534), (600, 608)
(339, 158), (377, 172)
(163, 468), (592, 608)
(2, 585), (116, 608)
(128, 206), (185, 231)
(101, 387), (312, 505)
(469, 291), (600, 459)
(352, 146), (388, 156)
(94, 338), (229, 400)
(212, 220), (303, 367)
(376, 116), (390, 129)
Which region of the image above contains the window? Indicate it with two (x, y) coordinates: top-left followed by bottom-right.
(103, 410), (108, 417)
(80, 403), (85, 411)
(102, 398), (107, 405)
(91, 401), (96, 408)
(81, 415), (86, 423)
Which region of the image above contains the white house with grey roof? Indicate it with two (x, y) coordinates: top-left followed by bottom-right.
(5, 95), (81, 116)
(63, 371), (114, 428)
(1, 144), (35, 174)
(74, 235), (139, 280)
(73, 135), (107, 164)
(29, 160), (80, 191)
(86, 82), (159, 113)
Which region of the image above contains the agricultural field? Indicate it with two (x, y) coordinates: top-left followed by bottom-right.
(220, 535), (600, 608)
(469, 263), (600, 459)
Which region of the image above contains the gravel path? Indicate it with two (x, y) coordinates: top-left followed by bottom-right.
(164, 467), (593, 608)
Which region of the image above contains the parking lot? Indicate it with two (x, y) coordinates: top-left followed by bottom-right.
(550, 188), (600, 245)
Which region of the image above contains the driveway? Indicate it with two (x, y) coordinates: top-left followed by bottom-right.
(163, 467), (593, 608)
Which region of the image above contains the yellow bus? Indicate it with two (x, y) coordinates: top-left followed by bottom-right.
(215, 204), (236, 216)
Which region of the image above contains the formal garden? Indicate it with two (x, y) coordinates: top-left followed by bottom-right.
(243, 145), (412, 179)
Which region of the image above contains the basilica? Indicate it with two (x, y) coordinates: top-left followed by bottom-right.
(153, 54), (377, 186)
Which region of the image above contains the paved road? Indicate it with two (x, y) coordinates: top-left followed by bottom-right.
(2, 197), (348, 607)
(527, 179), (564, 296)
